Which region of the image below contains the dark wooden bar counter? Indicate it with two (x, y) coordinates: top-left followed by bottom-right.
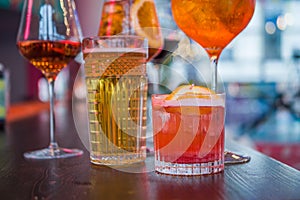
(0, 101), (300, 200)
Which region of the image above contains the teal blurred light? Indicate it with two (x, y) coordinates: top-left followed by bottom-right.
(0, 0), (22, 10)
(0, 0), (10, 9)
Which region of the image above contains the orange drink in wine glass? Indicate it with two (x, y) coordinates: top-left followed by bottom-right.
(170, 0), (256, 165)
(171, 0), (255, 90)
(16, 0), (83, 159)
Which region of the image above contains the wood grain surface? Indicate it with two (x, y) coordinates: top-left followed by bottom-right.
(0, 102), (300, 200)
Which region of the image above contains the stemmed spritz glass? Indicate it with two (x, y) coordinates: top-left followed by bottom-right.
(171, 0), (256, 164)
(16, 0), (83, 159)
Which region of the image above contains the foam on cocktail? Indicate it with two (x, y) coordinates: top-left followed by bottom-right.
(164, 96), (225, 107)
(152, 94), (224, 108)
(158, 85), (225, 107)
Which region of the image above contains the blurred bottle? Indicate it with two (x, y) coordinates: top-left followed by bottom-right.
(0, 63), (9, 130)
(98, 0), (131, 36)
(98, 0), (164, 61)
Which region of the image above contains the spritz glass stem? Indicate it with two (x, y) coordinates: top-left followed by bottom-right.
(210, 55), (218, 93)
(210, 55), (251, 165)
(48, 79), (59, 151)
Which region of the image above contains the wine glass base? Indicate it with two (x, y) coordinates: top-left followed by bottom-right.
(24, 147), (83, 159)
(224, 151), (251, 165)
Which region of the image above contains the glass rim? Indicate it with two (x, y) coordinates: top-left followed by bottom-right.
(152, 93), (226, 107)
(82, 35), (148, 55)
(152, 92), (226, 98)
(82, 35), (146, 42)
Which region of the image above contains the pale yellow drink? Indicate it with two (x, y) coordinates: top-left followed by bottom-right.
(83, 36), (148, 165)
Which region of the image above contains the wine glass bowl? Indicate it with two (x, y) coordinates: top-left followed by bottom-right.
(171, 0), (255, 58)
(16, 0), (83, 159)
(17, 40), (81, 81)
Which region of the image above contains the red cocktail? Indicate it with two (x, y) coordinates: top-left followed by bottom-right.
(152, 85), (225, 175)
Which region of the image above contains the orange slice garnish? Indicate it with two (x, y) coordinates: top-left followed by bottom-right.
(166, 84), (214, 100)
(164, 85), (215, 115)
(130, 0), (163, 49)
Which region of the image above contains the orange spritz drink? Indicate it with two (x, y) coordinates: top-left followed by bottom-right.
(152, 85), (225, 175)
(171, 0), (255, 58)
(170, 0), (255, 165)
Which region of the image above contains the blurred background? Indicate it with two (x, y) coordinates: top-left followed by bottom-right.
(0, 0), (300, 170)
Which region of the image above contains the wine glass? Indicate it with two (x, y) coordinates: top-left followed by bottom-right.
(16, 0), (83, 159)
(171, 0), (256, 164)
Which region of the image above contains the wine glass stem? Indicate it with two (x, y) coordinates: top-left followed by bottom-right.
(210, 55), (219, 93)
(48, 79), (58, 149)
